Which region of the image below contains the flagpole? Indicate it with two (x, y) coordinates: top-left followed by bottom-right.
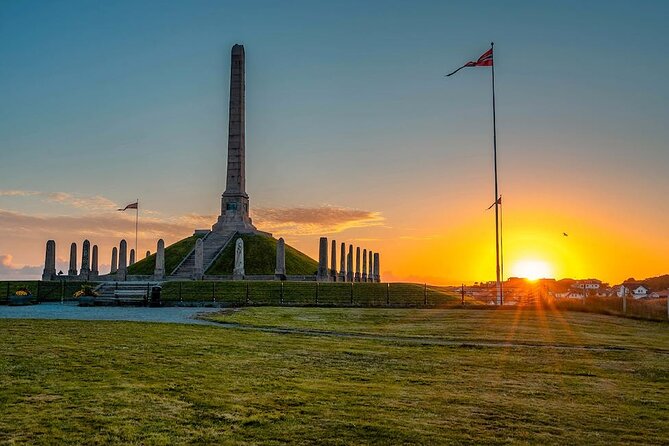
(491, 41), (502, 305)
(135, 198), (139, 258)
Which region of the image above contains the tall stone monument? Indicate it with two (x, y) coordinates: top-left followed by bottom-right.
(233, 238), (245, 280)
(362, 249), (367, 282)
(42, 240), (56, 281)
(129, 249), (136, 266)
(374, 252), (380, 283)
(110, 247), (118, 274)
(346, 245), (353, 282)
(275, 237), (286, 279)
(339, 242), (346, 282)
(354, 247), (361, 282)
(317, 237), (329, 282)
(330, 239), (337, 281)
(213, 44), (257, 234)
(154, 239), (165, 280)
(91, 245), (99, 278)
(68, 243), (77, 276)
(368, 251), (373, 282)
(80, 240), (91, 279)
(118, 240), (128, 281)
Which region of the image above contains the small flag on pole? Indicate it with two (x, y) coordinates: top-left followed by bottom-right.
(446, 48), (493, 77)
(118, 202), (138, 211)
(486, 196), (502, 210)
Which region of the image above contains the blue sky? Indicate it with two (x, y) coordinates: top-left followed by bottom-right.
(1, 0), (668, 282)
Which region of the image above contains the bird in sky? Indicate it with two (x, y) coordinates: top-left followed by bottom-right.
(563, 232), (569, 237)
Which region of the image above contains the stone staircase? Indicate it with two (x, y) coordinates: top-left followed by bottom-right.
(170, 230), (236, 279)
(93, 281), (161, 305)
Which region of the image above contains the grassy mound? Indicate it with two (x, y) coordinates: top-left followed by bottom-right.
(206, 234), (317, 276)
(127, 234), (204, 275)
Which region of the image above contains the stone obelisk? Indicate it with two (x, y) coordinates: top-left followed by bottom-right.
(213, 44), (257, 233)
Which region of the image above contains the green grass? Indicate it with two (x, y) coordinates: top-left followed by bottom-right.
(157, 281), (459, 306)
(128, 234), (204, 275)
(206, 234), (318, 275)
(0, 309), (667, 444)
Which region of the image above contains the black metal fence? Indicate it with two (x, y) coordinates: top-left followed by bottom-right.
(0, 281), (95, 303)
(159, 281), (458, 307)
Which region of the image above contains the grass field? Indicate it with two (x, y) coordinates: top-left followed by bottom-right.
(0, 308), (667, 444)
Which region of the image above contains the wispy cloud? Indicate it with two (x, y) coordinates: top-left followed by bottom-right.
(0, 189), (118, 210)
(252, 206), (384, 235)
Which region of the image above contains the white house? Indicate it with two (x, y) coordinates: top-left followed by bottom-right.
(616, 284), (650, 299)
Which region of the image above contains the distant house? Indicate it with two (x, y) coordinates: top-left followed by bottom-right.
(573, 279), (602, 290)
(616, 283), (651, 299)
(649, 289), (669, 299)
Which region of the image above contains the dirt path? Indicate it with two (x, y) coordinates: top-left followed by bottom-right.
(203, 319), (669, 353)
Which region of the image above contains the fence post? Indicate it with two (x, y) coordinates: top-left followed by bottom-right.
(461, 284), (465, 306)
(622, 294), (627, 314)
(179, 282), (182, 302)
(212, 282), (216, 301)
(350, 282), (354, 305)
(424, 283), (427, 306)
(280, 281), (284, 305)
(37, 281), (41, 301)
(60, 280), (64, 301)
(316, 282), (319, 305)
(246, 282), (250, 305)
(386, 283), (390, 306)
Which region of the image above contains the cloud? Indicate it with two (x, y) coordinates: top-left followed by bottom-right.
(251, 206), (384, 235)
(0, 189), (118, 210)
(0, 209), (192, 240)
(0, 254), (42, 279)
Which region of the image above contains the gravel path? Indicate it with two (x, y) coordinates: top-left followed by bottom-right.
(0, 302), (220, 325)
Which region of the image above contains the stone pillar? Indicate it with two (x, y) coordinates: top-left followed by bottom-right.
(145, 250), (151, 259)
(330, 239), (337, 281)
(129, 249), (136, 266)
(374, 252), (380, 283)
(80, 239), (91, 279)
(233, 238), (245, 280)
(110, 247), (118, 274)
(42, 240), (56, 281)
(368, 251), (373, 282)
(193, 238), (204, 280)
(362, 249), (367, 282)
(275, 237), (286, 279)
(346, 244), (353, 282)
(354, 247), (361, 282)
(154, 239), (165, 279)
(339, 242), (346, 282)
(317, 237), (329, 281)
(91, 245), (99, 278)
(118, 240), (127, 281)
(68, 242), (77, 276)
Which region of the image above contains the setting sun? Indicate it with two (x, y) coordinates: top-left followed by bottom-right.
(510, 259), (553, 281)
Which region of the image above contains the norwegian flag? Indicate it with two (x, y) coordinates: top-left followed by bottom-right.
(118, 201), (138, 211)
(446, 48), (493, 77)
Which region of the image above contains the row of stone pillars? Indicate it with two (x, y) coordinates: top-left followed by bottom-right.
(42, 239), (166, 281)
(42, 239), (101, 281)
(317, 237), (380, 283)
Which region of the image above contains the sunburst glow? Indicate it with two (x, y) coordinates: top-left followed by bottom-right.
(510, 259), (553, 281)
